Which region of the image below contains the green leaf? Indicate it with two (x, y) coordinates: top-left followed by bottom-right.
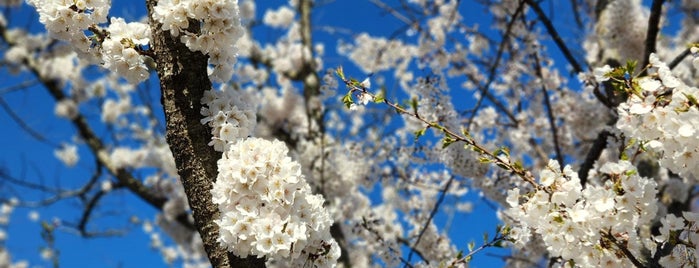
(394, 103), (404, 114)
(483, 233), (489, 243)
(442, 136), (456, 149)
(513, 161), (524, 172)
(342, 92), (354, 109)
(494, 146), (510, 157)
(414, 128), (427, 141)
(478, 156), (492, 163)
(625, 60), (637, 75)
(335, 66), (345, 80)
(461, 128), (470, 137)
(620, 151), (628, 161)
(684, 93), (699, 107)
(496, 162), (509, 170)
(349, 78), (360, 88)
(374, 90), (385, 103)
(468, 241), (475, 252)
(410, 97), (418, 114)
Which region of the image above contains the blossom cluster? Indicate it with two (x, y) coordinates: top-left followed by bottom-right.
(616, 53), (699, 179)
(27, 0), (109, 52)
(593, 0), (648, 62)
(211, 138), (340, 266)
(504, 160), (657, 267)
(100, 18), (151, 83)
(152, 0), (244, 82)
(27, 0), (153, 83)
(200, 85), (257, 151)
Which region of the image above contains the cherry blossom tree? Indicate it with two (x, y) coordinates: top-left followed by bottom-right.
(1, 0), (699, 267)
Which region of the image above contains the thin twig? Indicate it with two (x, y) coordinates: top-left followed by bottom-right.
(0, 96), (54, 146)
(405, 176), (454, 265)
(467, 0), (526, 129)
(532, 52), (564, 168)
(524, 0), (584, 73)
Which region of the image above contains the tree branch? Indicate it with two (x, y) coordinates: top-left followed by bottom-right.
(641, 0), (666, 71)
(524, 0), (584, 73)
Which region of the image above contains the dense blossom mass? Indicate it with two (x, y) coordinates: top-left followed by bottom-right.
(211, 138), (339, 266)
(4, 0), (699, 267)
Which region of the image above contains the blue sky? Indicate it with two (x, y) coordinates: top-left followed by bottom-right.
(0, 0), (636, 267)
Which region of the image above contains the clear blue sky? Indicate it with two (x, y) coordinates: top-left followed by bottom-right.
(0, 0), (609, 267)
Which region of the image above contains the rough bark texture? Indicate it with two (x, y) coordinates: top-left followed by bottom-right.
(145, 1), (264, 267)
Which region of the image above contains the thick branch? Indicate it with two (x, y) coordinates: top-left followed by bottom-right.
(578, 130), (610, 187)
(641, 0), (665, 70)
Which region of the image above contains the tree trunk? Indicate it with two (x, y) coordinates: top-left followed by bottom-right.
(145, 1), (264, 267)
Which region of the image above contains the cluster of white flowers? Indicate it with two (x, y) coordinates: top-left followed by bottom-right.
(504, 160), (657, 267)
(211, 138), (340, 266)
(338, 33), (416, 83)
(594, 0), (648, 62)
(152, 0), (244, 82)
(256, 86), (311, 139)
(616, 53), (699, 179)
(54, 143), (79, 167)
(101, 18), (151, 83)
(27, 0), (154, 83)
(109, 142), (178, 177)
(54, 99), (78, 119)
(200, 85), (257, 151)
(262, 6), (295, 28)
(27, 0), (110, 52)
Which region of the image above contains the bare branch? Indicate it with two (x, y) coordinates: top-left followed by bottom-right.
(524, 0), (585, 73)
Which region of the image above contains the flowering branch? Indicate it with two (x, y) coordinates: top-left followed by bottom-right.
(337, 68), (539, 188)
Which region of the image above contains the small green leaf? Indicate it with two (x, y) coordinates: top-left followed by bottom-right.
(374, 91), (385, 103)
(335, 66), (345, 80)
(461, 128), (470, 137)
(620, 151), (628, 161)
(478, 156), (492, 163)
(442, 136), (456, 149)
(494, 146), (510, 157)
(483, 233), (489, 243)
(684, 93), (699, 107)
(349, 78), (360, 88)
(552, 215), (564, 223)
(342, 92), (354, 109)
(468, 241), (475, 252)
(513, 161), (524, 172)
(414, 128), (427, 141)
(394, 103), (404, 114)
(410, 97), (418, 114)
(625, 60), (637, 75)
